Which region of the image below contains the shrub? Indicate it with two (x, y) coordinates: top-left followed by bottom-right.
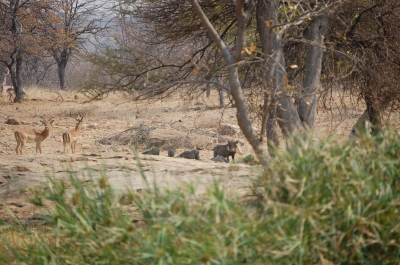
(2, 129), (400, 264)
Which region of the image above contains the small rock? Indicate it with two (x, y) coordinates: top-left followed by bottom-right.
(211, 155), (229, 163)
(5, 118), (20, 125)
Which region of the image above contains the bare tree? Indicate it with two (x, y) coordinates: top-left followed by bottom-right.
(340, 0), (400, 134)
(21, 56), (54, 86)
(0, 0), (38, 102)
(40, 0), (109, 90)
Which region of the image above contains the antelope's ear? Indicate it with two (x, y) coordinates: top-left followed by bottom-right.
(40, 120), (45, 125)
(50, 120), (55, 125)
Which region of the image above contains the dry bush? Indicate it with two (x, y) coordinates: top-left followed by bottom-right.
(194, 112), (223, 130)
(189, 134), (217, 150)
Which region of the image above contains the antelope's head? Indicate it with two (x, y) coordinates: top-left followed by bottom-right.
(40, 116), (55, 130)
(70, 111), (84, 129)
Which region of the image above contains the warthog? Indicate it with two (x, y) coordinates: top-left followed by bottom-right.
(167, 147), (175, 157)
(178, 149), (200, 160)
(213, 140), (239, 161)
(142, 147), (160, 155)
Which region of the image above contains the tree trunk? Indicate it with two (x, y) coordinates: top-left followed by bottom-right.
(189, 0), (270, 166)
(0, 65), (6, 93)
(204, 73), (212, 97)
(58, 59), (67, 90)
(12, 56), (24, 103)
(365, 90), (382, 135)
(218, 87), (224, 106)
(266, 103), (279, 148)
(227, 65), (270, 166)
(298, 13), (330, 129)
(205, 84), (211, 97)
(256, 0), (304, 138)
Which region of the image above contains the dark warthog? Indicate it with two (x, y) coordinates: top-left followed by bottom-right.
(167, 147), (175, 157)
(178, 149), (200, 160)
(213, 140), (239, 161)
(142, 147), (160, 155)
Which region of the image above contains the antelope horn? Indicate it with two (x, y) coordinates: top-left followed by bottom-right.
(70, 110), (79, 120)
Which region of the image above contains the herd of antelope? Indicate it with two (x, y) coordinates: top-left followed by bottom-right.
(13, 111), (84, 155)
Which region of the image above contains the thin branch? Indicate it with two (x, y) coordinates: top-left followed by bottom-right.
(135, 80), (231, 100)
(188, 0), (232, 64)
(276, 6), (333, 39)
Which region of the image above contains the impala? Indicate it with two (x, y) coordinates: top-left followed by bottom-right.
(14, 116), (55, 154)
(63, 111), (84, 154)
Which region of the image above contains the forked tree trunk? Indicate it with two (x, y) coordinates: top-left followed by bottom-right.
(9, 55), (25, 103)
(257, 0), (304, 139)
(298, 13), (330, 129)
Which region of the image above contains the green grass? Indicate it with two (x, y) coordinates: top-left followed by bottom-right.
(233, 154), (257, 165)
(2, 129), (400, 264)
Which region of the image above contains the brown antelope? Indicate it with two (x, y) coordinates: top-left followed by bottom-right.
(14, 116), (55, 154)
(63, 111), (84, 154)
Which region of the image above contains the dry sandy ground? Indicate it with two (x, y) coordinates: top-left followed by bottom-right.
(0, 88), (377, 222)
